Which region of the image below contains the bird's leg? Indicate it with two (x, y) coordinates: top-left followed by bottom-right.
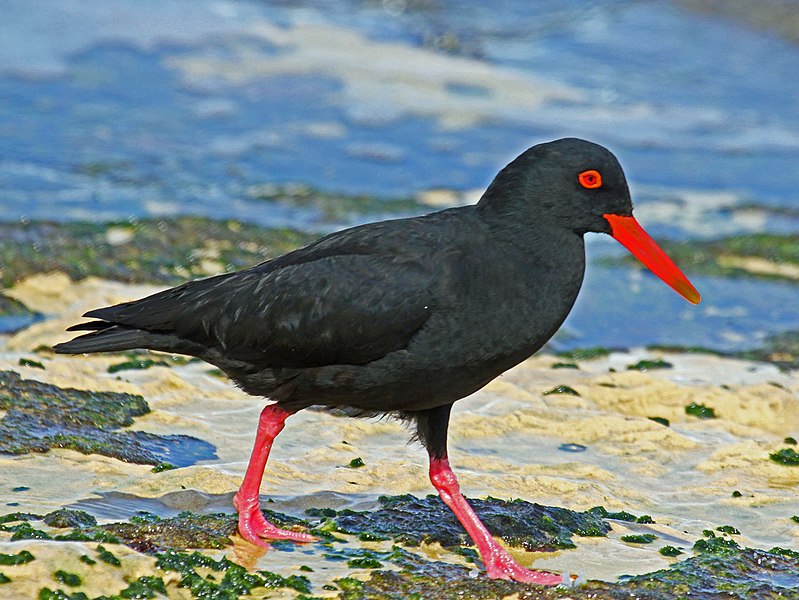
(234, 404), (317, 545)
(428, 454), (562, 585)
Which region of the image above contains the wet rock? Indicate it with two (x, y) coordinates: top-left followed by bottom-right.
(0, 370), (216, 466)
(0, 293), (42, 334)
(99, 512), (238, 553)
(42, 509), (97, 529)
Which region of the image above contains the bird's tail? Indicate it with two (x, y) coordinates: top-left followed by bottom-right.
(53, 324), (176, 355)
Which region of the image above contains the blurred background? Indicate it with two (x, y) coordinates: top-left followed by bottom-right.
(2, 0), (798, 353)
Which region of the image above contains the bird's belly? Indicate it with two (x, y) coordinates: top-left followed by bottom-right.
(275, 335), (534, 413)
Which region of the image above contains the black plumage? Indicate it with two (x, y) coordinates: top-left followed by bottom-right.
(55, 138), (699, 584)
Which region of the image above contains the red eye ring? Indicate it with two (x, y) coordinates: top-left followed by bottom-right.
(578, 169), (602, 189)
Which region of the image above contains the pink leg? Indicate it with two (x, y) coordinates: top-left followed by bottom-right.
(233, 404), (317, 545)
(429, 455), (562, 585)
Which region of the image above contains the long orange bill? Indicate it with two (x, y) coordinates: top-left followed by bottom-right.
(603, 214), (701, 305)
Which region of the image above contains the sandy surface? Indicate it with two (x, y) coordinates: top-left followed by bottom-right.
(2, 273), (799, 595)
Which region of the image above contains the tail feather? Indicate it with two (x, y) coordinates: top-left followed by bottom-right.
(54, 326), (175, 355)
(66, 320), (114, 332)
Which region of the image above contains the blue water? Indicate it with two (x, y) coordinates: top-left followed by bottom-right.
(1, 0), (798, 351)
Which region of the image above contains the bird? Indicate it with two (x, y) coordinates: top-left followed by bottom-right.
(55, 138), (700, 585)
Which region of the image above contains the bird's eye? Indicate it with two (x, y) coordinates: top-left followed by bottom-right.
(578, 169), (602, 189)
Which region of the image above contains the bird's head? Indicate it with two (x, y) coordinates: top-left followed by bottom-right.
(478, 137), (700, 304)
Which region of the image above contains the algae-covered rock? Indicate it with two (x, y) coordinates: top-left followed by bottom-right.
(307, 493), (610, 551)
(0, 217), (316, 287)
(0, 370), (215, 466)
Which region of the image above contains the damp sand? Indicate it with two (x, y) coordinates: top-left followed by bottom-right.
(2, 273), (799, 596)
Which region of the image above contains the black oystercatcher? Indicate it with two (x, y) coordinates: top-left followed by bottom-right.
(55, 138), (700, 585)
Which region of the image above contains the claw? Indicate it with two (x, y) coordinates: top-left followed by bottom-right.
(483, 552), (563, 585)
(235, 492), (318, 545)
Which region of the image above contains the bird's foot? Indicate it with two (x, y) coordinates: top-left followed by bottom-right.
(235, 496), (318, 546)
(482, 548), (562, 586)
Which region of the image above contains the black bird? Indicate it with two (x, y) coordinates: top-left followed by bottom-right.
(55, 138), (700, 585)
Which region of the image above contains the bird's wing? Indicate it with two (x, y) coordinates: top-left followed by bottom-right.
(81, 223), (439, 368)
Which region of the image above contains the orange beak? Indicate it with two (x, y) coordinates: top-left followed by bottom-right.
(603, 214), (701, 304)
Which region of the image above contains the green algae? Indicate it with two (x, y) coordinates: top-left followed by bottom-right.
(155, 549), (312, 597)
(0, 550), (35, 566)
(347, 556), (383, 569)
(685, 401), (716, 419)
(551, 362), (579, 369)
(556, 347), (612, 361)
(587, 505), (654, 524)
(627, 358), (673, 371)
(0, 217), (316, 288)
(0, 572), (10, 584)
(542, 385), (580, 396)
(620, 534), (657, 544)
(716, 525), (740, 535)
(96, 545), (121, 567)
(18, 358), (45, 370)
(347, 457), (365, 468)
(39, 574), (168, 600)
(150, 462), (177, 473)
(118, 575), (166, 598)
(105, 352), (199, 375)
(0, 511), (39, 525)
(54, 570), (82, 587)
(8, 521), (52, 541)
(659, 545), (684, 557)
(769, 546), (799, 559)
(648, 416), (671, 427)
(0, 370), (215, 467)
(107, 358), (170, 374)
(693, 534), (741, 558)
(307, 494), (610, 552)
(769, 447), (799, 466)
